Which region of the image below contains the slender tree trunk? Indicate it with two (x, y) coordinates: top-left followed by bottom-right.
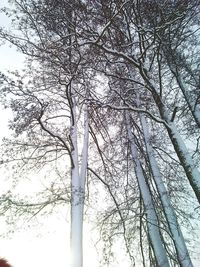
(169, 65), (200, 127)
(70, 102), (83, 267)
(140, 113), (193, 267)
(166, 119), (200, 203)
(144, 79), (200, 204)
(80, 105), (89, 222)
(125, 111), (170, 267)
(70, 102), (89, 267)
(159, 104), (200, 204)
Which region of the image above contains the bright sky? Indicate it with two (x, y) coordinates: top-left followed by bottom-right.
(0, 210), (100, 267)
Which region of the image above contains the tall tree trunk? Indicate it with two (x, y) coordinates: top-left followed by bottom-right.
(144, 77), (200, 204)
(165, 119), (200, 203)
(80, 105), (89, 223)
(70, 102), (83, 267)
(168, 65), (200, 127)
(140, 113), (193, 267)
(70, 102), (89, 267)
(125, 111), (170, 267)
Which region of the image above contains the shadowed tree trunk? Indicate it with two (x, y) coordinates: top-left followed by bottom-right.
(140, 111), (193, 267)
(125, 111), (170, 267)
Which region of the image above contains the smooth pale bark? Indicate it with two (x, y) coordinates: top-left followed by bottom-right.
(144, 77), (200, 204)
(80, 106), (89, 218)
(140, 113), (193, 267)
(70, 104), (83, 267)
(160, 105), (200, 204)
(169, 65), (200, 127)
(70, 103), (89, 267)
(125, 111), (170, 267)
(166, 119), (200, 202)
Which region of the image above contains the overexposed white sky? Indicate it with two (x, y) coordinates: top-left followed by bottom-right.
(0, 211), (100, 267)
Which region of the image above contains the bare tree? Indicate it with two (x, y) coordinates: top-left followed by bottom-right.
(140, 111), (192, 267)
(125, 110), (170, 267)
(83, 0), (200, 203)
(0, 1), (199, 266)
(0, 1), (93, 266)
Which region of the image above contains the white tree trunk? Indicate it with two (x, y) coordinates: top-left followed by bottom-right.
(70, 103), (89, 267)
(125, 111), (170, 267)
(169, 66), (200, 127)
(140, 113), (193, 267)
(147, 78), (200, 203)
(165, 114), (200, 203)
(80, 105), (89, 221)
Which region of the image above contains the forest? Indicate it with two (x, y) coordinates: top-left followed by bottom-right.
(0, 0), (200, 266)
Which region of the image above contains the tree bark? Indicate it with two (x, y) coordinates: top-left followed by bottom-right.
(145, 78), (200, 204)
(168, 65), (200, 128)
(140, 113), (193, 267)
(126, 111), (170, 267)
(70, 102), (89, 267)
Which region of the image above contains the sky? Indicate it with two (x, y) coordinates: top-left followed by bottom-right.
(0, 1), (200, 267)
